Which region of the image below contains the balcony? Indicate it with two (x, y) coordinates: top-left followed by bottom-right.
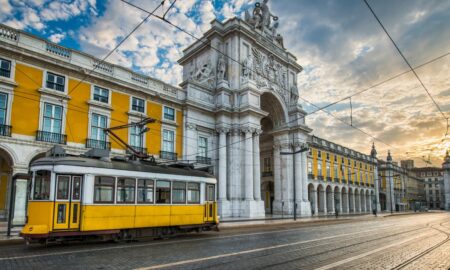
(160, 151), (177, 161)
(308, 174), (315, 179)
(0, 69), (10, 78)
(36, 130), (67, 144)
(262, 171), (273, 177)
(196, 156), (211, 165)
(334, 178), (339, 182)
(0, 124), (11, 137)
(326, 177), (332, 182)
(86, 139), (110, 150)
(317, 175), (324, 181)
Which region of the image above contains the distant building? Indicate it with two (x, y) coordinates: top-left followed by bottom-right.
(400, 160), (414, 170)
(411, 167), (444, 209)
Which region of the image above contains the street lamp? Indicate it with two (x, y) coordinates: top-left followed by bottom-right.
(280, 144), (309, 221)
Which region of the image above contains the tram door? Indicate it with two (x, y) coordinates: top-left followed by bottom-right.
(53, 175), (82, 230)
(204, 184), (215, 222)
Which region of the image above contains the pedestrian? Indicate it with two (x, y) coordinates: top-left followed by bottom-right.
(335, 209), (339, 218)
(373, 208), (377, 217)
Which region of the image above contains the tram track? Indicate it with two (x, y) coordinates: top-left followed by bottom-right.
(240, 223), (435, 270)
(390, 220), (450, 270)
(137, 222), (434, 270)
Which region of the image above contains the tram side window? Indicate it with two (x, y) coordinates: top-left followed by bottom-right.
(94, 176), (115, 203)
(172, 182), (186, 204)
(187, 183), (200, 204)
(137, 179), (154, 203)
(156, 180), (171, 204)
(33, 170), (51, 200)
(117, 178), (136, 203)
(206, 184), (215, 201)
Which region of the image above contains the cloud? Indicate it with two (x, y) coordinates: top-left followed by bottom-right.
(48, 33), (65, 43)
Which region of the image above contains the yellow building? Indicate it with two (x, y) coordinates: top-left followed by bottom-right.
(306, 136), (376, 215)
(0, 24), (188, 225)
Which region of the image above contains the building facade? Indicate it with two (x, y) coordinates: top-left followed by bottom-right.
(306, 136), (377, 215)
(411, 167), (444, 209)
(0, 24), (186, 224)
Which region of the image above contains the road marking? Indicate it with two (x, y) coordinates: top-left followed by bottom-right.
(0, 223), (403, 261)
(314, 231), (437, 270)
(134, 226), (428, 270)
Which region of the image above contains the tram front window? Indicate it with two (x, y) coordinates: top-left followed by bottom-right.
(33, 170), (51, 200)
(156, 180), (171, 204)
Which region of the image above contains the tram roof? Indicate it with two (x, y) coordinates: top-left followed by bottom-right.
(30, 156), (215, 178)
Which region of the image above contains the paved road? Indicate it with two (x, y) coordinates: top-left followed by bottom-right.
(0, 212), (449, 270)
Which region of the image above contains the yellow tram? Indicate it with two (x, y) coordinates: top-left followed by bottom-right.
(20, 155), (218, 243)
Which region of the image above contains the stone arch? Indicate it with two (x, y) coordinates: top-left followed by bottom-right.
(349, 187), (354, 213)
(308, 183), (316, 215)
(0, 143), (18, 167)
(0, 147), (14, 219)
(341, 186), (348, 213)
(260, 91), (288, 128)
(355, 188), (360, 213)
(317, 184), (325, 214)
(326, 185), (333, 214)
(334, 186), (340, 213)
(25, 149), (47, 167)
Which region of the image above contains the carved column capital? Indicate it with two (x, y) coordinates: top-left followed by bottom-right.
(216, 127), (229, 134)
(242, 127), (255, 134)
(231, 128), (241, 136)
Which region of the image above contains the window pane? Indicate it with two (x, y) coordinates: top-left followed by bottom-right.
(117, 178), (135, 203)
(94, 176), (115, 203)
(172, 181), (186, 203)
(33, 170), (51, 200)
(187, 182), (200, 203)
(137, 179), (154, 203)
(72, 176), (82, 200)
(56, 176), (70, 200)
(156, 180), (170, 204)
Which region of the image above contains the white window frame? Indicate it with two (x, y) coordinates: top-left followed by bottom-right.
(161, 126), (176, 154)
(0, 56), (16, 81)
(0, 87), (13, 126)
(89, 112), (108, 142)
(91, 85), (111, 105)
(128, 115), (147, 150)
(38, 95), (67, 135)
(162, 106), (176, 122)
(130, 96), (146, 114)
(42, 70), (68, 94)
(41, 102), (64, 134)
(197, 136), (208, 158)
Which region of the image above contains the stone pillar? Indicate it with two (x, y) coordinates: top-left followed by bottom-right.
(229, 128), (241, 217)
(253, 130), (261, 201)
(301, 151), (309, 202)
(339, 190), (343, 213)
(294, 144), (303, 211)
(280, 143), (293, 214)
(443, 151), (450, 211)
(330, 190), (335, 213)
(273, 144), (282, 211)
(217, 128), (228, 201)
(244, 128), (254, 201)
(314, 189), (319, 215)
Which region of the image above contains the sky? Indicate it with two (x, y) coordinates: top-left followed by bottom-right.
(1, 0), (449, 167)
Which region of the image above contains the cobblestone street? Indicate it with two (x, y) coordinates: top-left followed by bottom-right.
(0, 212), (449, 270)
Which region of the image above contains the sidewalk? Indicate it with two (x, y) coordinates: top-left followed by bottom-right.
(0, 222), (23, 245)
(219, 211), (431, 229)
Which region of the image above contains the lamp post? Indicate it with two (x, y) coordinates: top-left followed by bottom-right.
(280, 143), (309, 221)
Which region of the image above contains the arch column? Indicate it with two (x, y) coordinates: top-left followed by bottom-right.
(217, 128), (228, 201)
(253, 129), (262, 201)
(294, 143), (302, 212)
(243, 128), (254, 201)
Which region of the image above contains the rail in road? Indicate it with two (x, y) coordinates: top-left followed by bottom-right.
(0, 213), (449, 270)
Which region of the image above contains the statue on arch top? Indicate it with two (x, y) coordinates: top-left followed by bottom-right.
(244, 0), (283, 47)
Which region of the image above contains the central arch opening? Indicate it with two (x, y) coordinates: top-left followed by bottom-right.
(259, 92), (286, 215)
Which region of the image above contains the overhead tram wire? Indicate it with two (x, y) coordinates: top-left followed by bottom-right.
(67, 0), (166, 96)
(119, 0), (412, 156)
(363, 0), (448, 122)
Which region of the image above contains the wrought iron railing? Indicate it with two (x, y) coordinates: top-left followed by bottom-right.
(0, 68), (10, 78)
(308, 173), (315, 179)
(0, 124), (11, 137)
(326, 177), (332, 181)
(317, 175), (324, 180)
(36, 130), (67, 144)
(196, 156), (211, 165)
(86, 139), (110, 150)
(160, 151), (177, 161)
